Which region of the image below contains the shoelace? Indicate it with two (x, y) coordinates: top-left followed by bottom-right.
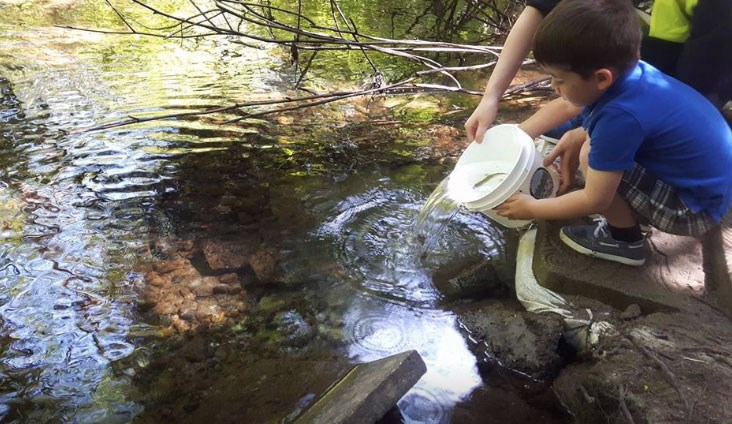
(592, 216), (609, 238)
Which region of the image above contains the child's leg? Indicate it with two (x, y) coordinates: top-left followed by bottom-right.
(558, 145), (648, 266)
(617, 164), (716, 236)
(603, 193), (637, 228)
(577, 138), (638, 228)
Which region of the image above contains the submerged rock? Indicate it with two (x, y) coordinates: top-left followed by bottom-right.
(456, 300), (564, 381)
(431, 258), (512, 301)
(141, 253), (249, 334)
(275, 310), (315, 348)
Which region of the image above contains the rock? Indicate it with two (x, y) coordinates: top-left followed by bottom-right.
(170, 314), (191, 333)
(276, 310), (315, 348)
(250, 247), (278, 284)
(456, 300), (564, 380)
(218, 273), (239, 286)
(170, 267), (200, 286)
(532, 220), (702, 313)
(196, 299), (224, 324)
(432, 259), (511, 300)
(189, 276), (216, 297)
(620, 303), (642, 320)
(153, 258), (190, 274)
(201, 239), (250, 270)
(153, 299), (180, 316)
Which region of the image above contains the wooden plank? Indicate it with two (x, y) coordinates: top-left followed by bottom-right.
(294, 350), (426, 424)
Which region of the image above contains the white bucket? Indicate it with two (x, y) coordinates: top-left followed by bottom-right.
(446, 124), (559, 228)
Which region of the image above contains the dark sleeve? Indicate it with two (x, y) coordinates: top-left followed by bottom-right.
(641, 36), (683, 76)
(526, 0), (561, 16)
(676, 0), (732, 106)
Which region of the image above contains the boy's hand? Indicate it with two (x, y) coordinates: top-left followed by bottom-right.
(544, 127), (587, 194)
(494, 193), (537, 220)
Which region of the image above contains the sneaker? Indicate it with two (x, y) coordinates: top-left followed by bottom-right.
(559, 219), (648, 266)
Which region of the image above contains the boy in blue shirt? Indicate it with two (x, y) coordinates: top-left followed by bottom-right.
(494, 0), (732, 266)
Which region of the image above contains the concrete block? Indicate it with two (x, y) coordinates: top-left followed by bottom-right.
(532, 220), (703, 314)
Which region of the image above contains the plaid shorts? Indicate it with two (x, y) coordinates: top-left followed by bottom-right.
(617, 164), (716, 236)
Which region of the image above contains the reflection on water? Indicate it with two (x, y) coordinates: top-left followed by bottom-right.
(319, 175), (501, 306)
(344, 300), (480, 424)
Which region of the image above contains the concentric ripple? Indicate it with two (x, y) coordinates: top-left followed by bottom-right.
(398, 387), (450, 424)
(344, 308), (411, 356)
(318, 184), (506, 307)
(342, 296), (483, 423)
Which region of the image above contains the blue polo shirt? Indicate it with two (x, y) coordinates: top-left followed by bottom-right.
(583, 61), (732, 222)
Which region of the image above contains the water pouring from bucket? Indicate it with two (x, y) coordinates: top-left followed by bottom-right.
(446, 124), (559, 228)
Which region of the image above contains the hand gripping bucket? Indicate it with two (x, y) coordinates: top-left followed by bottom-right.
(446, 124), (559, 228)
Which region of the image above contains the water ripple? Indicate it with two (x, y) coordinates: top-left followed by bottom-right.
(344, 310), (411, 355)
(318, 183), (505, 307)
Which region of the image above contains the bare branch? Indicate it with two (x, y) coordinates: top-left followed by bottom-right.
(105, 0), (135, 33)
(63, 0), (533, 132)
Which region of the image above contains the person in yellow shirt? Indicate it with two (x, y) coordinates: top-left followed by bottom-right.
(643, 0), (731, 108)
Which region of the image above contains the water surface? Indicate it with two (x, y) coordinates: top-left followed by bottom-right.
(0, 1), (566, 423)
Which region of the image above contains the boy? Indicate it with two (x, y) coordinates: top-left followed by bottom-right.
(494, 0), (732, 266)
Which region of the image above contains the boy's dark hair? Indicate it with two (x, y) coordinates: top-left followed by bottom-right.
(533, 0), (641, 78)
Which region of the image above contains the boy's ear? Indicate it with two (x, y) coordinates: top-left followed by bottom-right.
(593, 69), (615, 90)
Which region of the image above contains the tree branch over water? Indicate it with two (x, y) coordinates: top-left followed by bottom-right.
(63, 0), (549, 132)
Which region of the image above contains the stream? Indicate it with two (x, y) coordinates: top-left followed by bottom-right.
(0, 1), (567, 423)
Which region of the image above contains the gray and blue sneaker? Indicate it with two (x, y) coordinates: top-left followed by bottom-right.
(559, 218), (648, 266)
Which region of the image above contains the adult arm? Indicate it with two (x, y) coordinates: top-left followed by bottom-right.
(464, 6), (545, 143)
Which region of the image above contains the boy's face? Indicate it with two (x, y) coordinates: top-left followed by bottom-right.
(543, 65), (611, 107)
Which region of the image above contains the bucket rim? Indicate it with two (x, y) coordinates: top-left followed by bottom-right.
(460, 141), (535, 209)
(447, 124), (533, 204)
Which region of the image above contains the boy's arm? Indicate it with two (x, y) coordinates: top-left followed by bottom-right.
(495, 167), (623, 220)
(518, 97), (583, 139)
(529, 168), (623, 220)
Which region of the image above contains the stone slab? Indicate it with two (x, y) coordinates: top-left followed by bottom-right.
(294, 350), (427, 424)
(532, 220), (706, 314)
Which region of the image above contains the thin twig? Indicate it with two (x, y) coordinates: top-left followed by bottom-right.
(294, 51), (318, 89)
(504, 73), (550, 96)
(618, 384), (637, 424)
(74, 78), (410, 133)
(104, 0), (135, 33)
(55, 25), (220, 39)
(625, 334), (690, 412)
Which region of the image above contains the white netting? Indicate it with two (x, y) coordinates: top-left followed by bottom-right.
(516, 229), (614, 351)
